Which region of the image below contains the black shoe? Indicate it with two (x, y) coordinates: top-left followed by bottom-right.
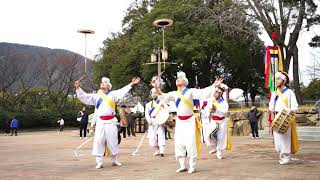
(160, 154), (164, 157)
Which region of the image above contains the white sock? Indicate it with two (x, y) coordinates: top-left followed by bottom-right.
(178, 157), (186, 169)
(96, 156), (103, 164)
(189, 158), (196, 169)
(111, 155), (117, 162)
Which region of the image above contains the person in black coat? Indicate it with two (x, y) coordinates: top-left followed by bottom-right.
(4, 120), (11, 136)
(247, 106), (261, 138)
(78, 107), (89, 139)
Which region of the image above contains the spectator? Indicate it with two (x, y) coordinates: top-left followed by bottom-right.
(10, 117), (19, 136)
(127, 110), (136, 137)
(4, 120), (10, 136)
(57, 118), (64, 133)
(119, 105), (128, 138)
(78, 107), (89, 139)
(247, 106), (260, 138)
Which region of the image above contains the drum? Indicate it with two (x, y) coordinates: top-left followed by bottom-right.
(165, 114), (176, 129)
(272, 109), (294, 134)
(155, 109), (169, 125)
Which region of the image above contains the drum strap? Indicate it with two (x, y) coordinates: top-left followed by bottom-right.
(275, 88), (288, 108)
(213, 98), (224, 110)
(149, 99), (160, 117)
(96, 91), (115, 111)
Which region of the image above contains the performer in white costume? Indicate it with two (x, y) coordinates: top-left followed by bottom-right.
(74, 77), (140, 169)
(145, 88), (166, 157)
(200, 101), (209, 144)
(269, 71), (299, 165)
(205, 85), (229, 159)
(152, 71), (223, 174)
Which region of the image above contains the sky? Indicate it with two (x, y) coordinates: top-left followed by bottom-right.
(0, 0), (319, 85)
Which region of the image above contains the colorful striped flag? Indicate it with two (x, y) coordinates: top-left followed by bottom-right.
(264, 46), (284, 92)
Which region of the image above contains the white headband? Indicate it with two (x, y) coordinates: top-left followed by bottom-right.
(177, 71), (189, 86)
(150, 88), (156, 95)
(102, 77), (112, 90)
(275, 72), (286, 82)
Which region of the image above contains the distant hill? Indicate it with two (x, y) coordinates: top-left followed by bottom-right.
(0, 42), (95, 93)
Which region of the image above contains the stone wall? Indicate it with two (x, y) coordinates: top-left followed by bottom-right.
(229, 109), (320, 136)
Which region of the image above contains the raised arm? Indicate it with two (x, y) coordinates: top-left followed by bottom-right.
(145, 103), (151, 123)
(192, 78), (224, 100)
(75, 88), (96, 105)
(268, 92), (276, 112)
(74, 80), (96, 105)
(113, 77), (140, 102)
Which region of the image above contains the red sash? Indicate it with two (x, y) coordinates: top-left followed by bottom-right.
(178, 115), (193, 120)
(100, 116), (115, 120)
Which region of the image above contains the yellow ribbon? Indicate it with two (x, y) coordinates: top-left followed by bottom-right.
(104, 146), (110, 157)
(99, 92), (116, 111)
(194, 113), (202, 156)
(226, 120), (232, 150)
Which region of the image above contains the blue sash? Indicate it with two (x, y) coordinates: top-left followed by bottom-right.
(149, 99), (160, 117)
(96, 91), (110, 109)
(175, 88), (189, 108)
(274, 87), (288, 104)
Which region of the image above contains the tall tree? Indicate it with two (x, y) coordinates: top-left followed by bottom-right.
(95, 0), (265, 103)
(192, 0), (319, 104)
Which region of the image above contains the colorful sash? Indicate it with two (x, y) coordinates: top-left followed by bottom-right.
(176, 88), (193, 110)
(213, 98), (224, 110)
(96, 91), (115, 111)
(274, 87), (288, 106)
(149, 99), (160, 118)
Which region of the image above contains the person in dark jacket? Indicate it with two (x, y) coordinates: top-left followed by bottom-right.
(78, 107), (89, 139)
(247, 106), (260, 138)
(10, 118), (19, 136)
(4, 120), (11, 136)
(126, 110), (136, 137)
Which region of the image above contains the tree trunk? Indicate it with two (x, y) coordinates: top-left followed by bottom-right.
(293, 45), (303, 104)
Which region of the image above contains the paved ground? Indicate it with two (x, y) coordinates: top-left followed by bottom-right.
(0, 129), (320, 180)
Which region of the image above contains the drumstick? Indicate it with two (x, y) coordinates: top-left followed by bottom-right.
(132, 129), (149, 156)
(73, 136), (93, 160)
(78, 75), (86, 82)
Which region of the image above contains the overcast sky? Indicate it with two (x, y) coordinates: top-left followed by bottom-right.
(0, 0), (319, 85)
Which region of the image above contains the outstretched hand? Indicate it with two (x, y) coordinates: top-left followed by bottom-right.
(213, 78), (224, 87)
(131, 77), (141, 86)
(74, 80), (80, 89)
(151, 78), (159, 88)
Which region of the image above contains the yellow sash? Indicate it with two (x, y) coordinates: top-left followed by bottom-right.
(213, 98), (220, 110)
(176, 90), (194, 110)
(177, 90), (201, 156)
(152, 100), (161, 112)
(276, 88), (299, 154)
(99, 92), (116, 111)
(226, 120), (232, 150)
(104, 146), (110, 157)
(194, 113), (202, 156)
